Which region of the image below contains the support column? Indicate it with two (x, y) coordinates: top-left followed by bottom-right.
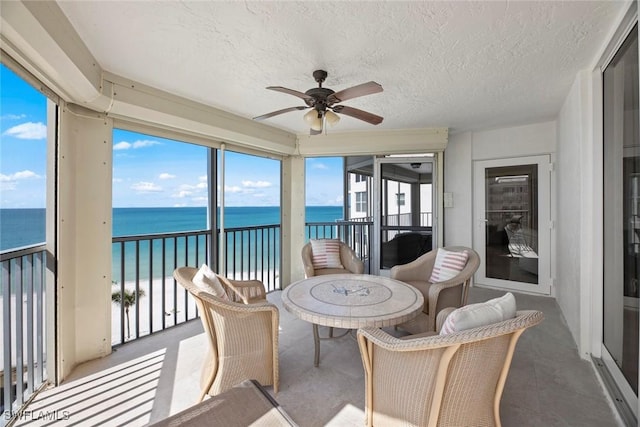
(57, 103), (113, 379)
(281, 156), (306, 287)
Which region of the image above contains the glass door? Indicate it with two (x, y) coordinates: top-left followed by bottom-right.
(373, 156), (435, 273)
(473, 156), (551, 294)
(602, 22), (639, 417)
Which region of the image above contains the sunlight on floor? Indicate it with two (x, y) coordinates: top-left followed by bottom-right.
(16, 350), (166, 426)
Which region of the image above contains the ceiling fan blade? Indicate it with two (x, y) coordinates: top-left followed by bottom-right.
(253, 106), (308, 121)
(327, 81), (383, 104)
(332, 105), (383, 125)
(266, 86), (315, 103)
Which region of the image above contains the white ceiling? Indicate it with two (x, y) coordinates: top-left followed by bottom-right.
(56, 1), (627, 135)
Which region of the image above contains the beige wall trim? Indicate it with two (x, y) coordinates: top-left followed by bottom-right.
(57, 103), (113, 378)
(297, 128), (448, 156)
(113, 118), (285, 162)
(281, 157), (307, 287)
(1, 1), (106, 107)
(103, 74), (298, 156)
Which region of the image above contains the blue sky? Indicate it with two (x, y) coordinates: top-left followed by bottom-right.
(1, 64), (343, 208)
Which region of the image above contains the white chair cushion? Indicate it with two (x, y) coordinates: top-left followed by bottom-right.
(310, 239), (344, 269)
(429, 248), (469, 283)
(440, 292), (516, 335)
(193, 264), (229, 301)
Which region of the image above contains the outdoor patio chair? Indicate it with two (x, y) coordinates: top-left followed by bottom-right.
(357, 309), (544, 427)
(173, 266), (279, 402)
(390, 246), (480, 333)
(301, 239), (364, 277)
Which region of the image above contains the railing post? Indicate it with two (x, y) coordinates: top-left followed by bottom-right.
(2, 258), (13, 421)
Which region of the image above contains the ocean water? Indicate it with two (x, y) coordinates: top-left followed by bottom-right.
(0, 208), (47, 251)
(1, 206), (343, 251)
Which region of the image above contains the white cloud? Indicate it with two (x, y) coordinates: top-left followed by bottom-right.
(113, 139), (161, 150)
(113, 142), (131, 150)
(196, 182), (207, 189)
(1, 114), (26, 120)
(242, 180), (272, 188)
(132, 140), (160, 149)
(225, 185), (243, 193)
(3, 122), (46, 140)
(311, 162), (328, 170)
(159, 173), (176, 180)
(0, 170), (40, 181)
(131, 181), (162, 192)
(113, 178), (123, 183)
(0, 170), (40, 191)
(199, 176), (207, 182)
(173, 190), (193, 198)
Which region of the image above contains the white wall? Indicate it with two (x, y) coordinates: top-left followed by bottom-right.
(444, 132), (473, 247)
(444, 122), (556, 249)
(556, 72), (589, 353)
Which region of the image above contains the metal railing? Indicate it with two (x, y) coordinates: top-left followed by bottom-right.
(111, 225), (281, 346)
(222, 224), (280, 290)
(1, 244), (48, 425)
(305, 220), (373, 273)
(111, 230), (210, 346)
(110, 220), (376, 346)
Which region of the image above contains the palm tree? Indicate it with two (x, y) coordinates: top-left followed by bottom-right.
(112, 286), (145, 340)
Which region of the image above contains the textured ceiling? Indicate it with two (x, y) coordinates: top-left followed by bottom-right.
(56, 1), (626, 135)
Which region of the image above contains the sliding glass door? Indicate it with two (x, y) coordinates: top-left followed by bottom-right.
(373, 156), (435, 273)
(602, 23), (639, 417)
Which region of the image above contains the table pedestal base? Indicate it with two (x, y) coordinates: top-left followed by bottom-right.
(312, 324), (352, 367)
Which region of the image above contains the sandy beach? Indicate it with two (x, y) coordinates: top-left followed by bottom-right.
(111, 270), (280, 345)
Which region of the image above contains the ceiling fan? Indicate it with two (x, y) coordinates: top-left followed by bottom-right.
(253, 70), (383, 135)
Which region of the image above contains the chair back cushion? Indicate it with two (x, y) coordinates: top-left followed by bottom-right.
(310, 239), (344, 269)
(440, 292), (516, 335)
(429, 248), (469, 283)
(193, 264), (229, 301)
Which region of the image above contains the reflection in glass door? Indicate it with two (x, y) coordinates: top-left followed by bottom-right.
(602, 23), (638, 416)
(374, 157), (435, 272)
(473, 156), (550, 295)
(485, 164), (539, 284)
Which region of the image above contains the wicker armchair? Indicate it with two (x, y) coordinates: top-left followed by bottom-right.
(301, 240), (364, 277)
(390, 246), (480, 333)
(173, 267), (279, 402)
(357, 310), (544, 427)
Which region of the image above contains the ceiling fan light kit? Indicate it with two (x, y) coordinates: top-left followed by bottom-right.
(253, 70), (383, 135)
(325, 110), (340, 127)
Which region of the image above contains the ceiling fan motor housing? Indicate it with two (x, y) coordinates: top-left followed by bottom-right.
(304, 87), (335, 110)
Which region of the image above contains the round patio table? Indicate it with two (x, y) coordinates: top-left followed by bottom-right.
(281, 274), (424, 366)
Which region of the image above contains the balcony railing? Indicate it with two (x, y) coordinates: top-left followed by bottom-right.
(222, 224), (280, 288)
(111, 230), (210, 346)
(306, 221), (372, 273)
(111, 225), (282, 346)
(1, 244), (48, 425)
(111, 221), (371, 346)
